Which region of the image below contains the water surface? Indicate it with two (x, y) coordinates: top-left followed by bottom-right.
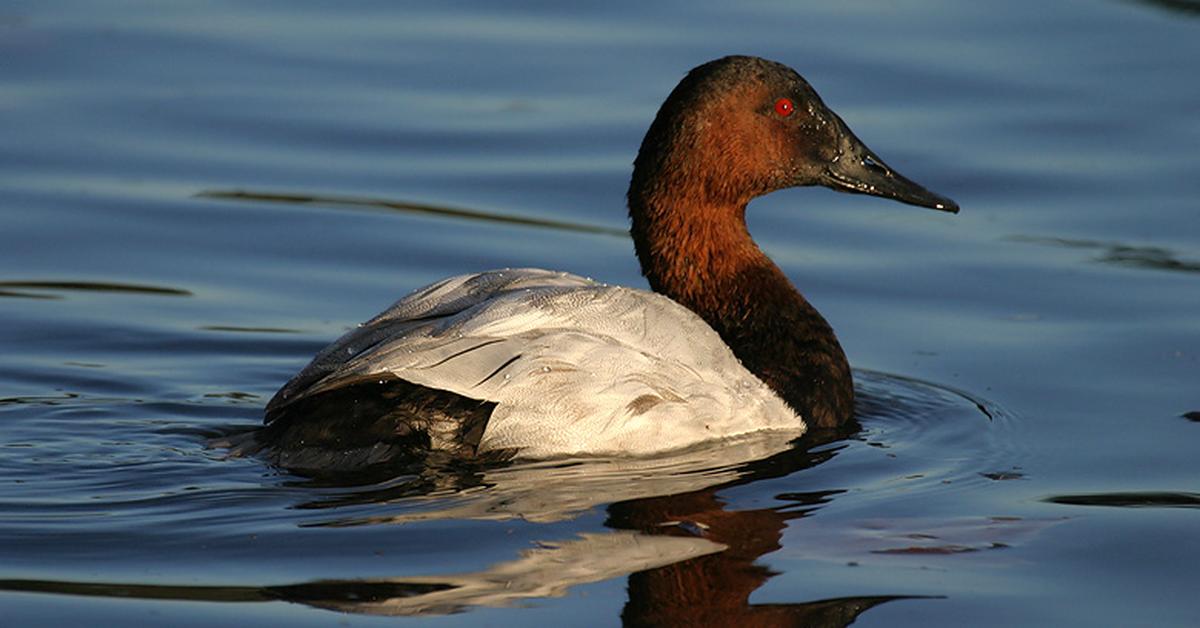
(2, 1), (1198, 626)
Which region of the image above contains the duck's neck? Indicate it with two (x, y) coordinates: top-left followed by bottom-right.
(629, 191), (854, 428)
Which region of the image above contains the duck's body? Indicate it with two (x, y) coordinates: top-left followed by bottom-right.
(253, 55), (957, 467)
(264, 268), (799, 460)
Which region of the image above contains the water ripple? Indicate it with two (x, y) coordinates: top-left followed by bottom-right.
(0, 280), (192, 298)
(198, 189), (628, 237)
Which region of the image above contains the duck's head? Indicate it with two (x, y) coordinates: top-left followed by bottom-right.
(630, 55), (957, 214)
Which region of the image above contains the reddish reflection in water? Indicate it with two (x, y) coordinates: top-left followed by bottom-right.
(609, 487), (921, 627)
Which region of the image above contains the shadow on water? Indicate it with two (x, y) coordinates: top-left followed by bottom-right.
(197, 325), (302, 334)
(197, 190), (629, 238)
(0, 281), (192, 300)
(0, 393), (80, 407)
(1126, 0), (1200, 17)
(1045, 492), (1200, 508)
(1011, 235), (1200, 274)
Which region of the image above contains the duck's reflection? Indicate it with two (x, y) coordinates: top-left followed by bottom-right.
(1, 424), (931, 624)
(610, 483), (900, 627)
(268, 483), (929, 625)
(287, 428), (829, 524)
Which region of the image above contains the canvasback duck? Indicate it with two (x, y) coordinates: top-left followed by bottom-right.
(253, 55), (957, 467)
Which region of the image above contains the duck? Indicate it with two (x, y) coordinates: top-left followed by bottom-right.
(249, 55), (957, 469)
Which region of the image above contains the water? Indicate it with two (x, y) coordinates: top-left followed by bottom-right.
(2, 1), (1198, 625)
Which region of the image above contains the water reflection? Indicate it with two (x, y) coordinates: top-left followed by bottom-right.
(0, 428), (931, 624)
(609, 483), (857, 626)
(0, 576), (928, 626)
(271, 530), (728, 615)
(0, 280), (193, 299)
(0, 393), (80, 407)
(0, 500), (1044, 621)
(198, 189), (628, 238)
(198, 325), (302, 334)
(2, 371), (1008, 621)
(283, 431), (833, 524)
(1127, 0), (1200, 17)
(1011, 235), (1200, 274)
(1045, 491), (1200, 508)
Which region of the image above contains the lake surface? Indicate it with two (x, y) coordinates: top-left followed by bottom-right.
(2, 1), (1198, 625)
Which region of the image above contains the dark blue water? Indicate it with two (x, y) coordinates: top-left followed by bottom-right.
(2, 1), (1198, 625)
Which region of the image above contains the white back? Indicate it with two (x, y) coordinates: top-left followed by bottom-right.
(270, 269), (804, 457)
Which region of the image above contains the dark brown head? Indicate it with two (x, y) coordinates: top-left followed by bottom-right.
(626, 56), (958, 429)
(629, 55), (957, 218)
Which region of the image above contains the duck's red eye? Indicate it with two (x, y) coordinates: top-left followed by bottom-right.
(774, 97), (795, 117)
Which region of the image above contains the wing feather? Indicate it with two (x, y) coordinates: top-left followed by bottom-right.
(266, 268), (802, 456)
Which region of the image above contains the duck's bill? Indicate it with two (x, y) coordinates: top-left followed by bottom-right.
(821, 123), (959, 213)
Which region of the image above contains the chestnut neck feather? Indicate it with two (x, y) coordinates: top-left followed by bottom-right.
(628, 177), (854, 428)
